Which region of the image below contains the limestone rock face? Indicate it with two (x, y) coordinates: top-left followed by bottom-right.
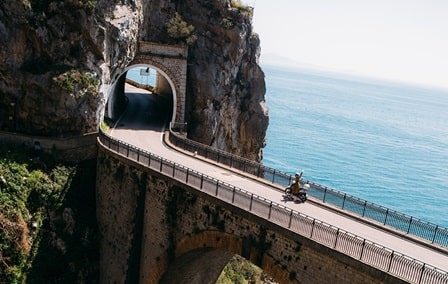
(0, 0), (142, 136)
(0, 0), (268, 160)
(185, 1), (268, 162)
(142, 0), (268, 161)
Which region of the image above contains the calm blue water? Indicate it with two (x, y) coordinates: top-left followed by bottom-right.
(262, 64), (448, 228)
(126, 67), (157, 86)
(127, 65), (448, 228)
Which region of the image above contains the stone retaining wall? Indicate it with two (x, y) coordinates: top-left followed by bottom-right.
(0, 131), (98, 161)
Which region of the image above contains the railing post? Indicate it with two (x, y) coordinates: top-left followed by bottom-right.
(249, 194), (253, 211)
(407, 217), (412, 234)
(362, 201), (367, 217)
(272, 170), (276, 183)
(137, 149), (140, 162)
(342, 194), (346, 209)
(418, 263), (426, 284)
(268, 202), (272, 219)
(323, 187), (327, 203)
(432, 225), (439, 244)
(159, 160), (163, 172)
(186, 168), (189, 183)
(310, 220), (315, 238)
(215, 180), (219, 196)
(200, 175), (204, 189)
(387, 251), (394, 272)
(334, 228), (339, 248)
(288, 210), (293, 228)
(232, 187), (236, 203)
(384, 208), (389, 225)
(172, 163), (175, 177)
(360, 240), (366, 260)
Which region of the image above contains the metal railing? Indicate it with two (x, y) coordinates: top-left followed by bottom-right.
(168, 128), (448, 248)
(99, 129), (448, 284)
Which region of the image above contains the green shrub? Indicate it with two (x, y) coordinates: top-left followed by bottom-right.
(166, 13), (197, 45)
(216, 255), (273, 283)
(0, 144), (75, 283)
(100, 121), (110, 132)
(53, 70), (99, 96)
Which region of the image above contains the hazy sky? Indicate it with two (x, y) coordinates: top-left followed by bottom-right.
(242, 0), (448, 89)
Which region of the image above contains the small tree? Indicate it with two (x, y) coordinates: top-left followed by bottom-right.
(166, 12), (197, 45)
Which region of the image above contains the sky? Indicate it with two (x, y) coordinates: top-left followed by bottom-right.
(241, 0), (448, 89)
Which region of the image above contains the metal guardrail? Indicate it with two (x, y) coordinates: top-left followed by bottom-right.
(167, 127), (448, 248)
(99, 129), (448, 284)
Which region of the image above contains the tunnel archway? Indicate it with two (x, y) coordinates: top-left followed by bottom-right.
(104, 41), (188, 126)
(105, 64), (177, 125)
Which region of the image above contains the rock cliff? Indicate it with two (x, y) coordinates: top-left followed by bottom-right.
(0, 0), (268, 160)
(0, 0), (141, 136)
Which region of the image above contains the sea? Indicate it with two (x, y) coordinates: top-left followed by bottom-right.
(262, 64), (448, 228)
(126, 65), (448, 228)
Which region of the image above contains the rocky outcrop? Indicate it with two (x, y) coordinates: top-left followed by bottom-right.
(142, 0), (268, 161)
(0, 0), (142, 136)
(185, 1), (268, 162)
(0, 0), (268, 160)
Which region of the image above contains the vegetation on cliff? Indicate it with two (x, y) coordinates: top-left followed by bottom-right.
(0, 144), (98, 283)
(217, 255), (277, 284)
(166, 12), (197, 45)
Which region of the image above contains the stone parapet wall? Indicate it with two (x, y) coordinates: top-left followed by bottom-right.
(0, 131), (98, 161)
(138, 41), (188, 58)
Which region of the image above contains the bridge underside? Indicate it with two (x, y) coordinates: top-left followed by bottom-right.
(159, 248), (234, 284)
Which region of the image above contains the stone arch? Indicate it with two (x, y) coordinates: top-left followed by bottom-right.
(145, 231), (291, 284)
(126, 60), (179, 123)
(104, 42), (187, 125)
(132, 42), (187, 125)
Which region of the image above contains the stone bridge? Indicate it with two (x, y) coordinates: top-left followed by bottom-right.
(96, 137), (395, 284)
(96, 127), (448, 284)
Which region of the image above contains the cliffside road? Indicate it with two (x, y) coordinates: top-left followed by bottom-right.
(109, 85), (448, 272)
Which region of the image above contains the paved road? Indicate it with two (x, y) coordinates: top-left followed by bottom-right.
(110, 84), (448, 272)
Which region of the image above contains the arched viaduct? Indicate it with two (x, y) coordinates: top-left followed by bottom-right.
(96, 135), (408, 284)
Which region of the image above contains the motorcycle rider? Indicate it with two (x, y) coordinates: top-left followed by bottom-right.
(289, 171), (303, 196)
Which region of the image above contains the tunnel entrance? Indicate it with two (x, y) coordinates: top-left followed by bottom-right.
(104, 65), (175, 128)
(104, 41), (188, 127)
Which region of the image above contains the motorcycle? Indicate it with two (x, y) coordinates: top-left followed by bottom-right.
(284, 183), (309, 203)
